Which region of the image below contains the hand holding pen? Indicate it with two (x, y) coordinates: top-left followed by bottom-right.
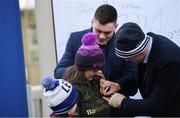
(100, 79), (121, 96)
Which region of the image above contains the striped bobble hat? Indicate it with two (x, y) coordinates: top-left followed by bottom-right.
(41, 76), (77, 115)
(75, 32), (105, 70)
(115, 22), (150, 58)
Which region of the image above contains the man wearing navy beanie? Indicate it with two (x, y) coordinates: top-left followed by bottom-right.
(103, 22), (180, 116)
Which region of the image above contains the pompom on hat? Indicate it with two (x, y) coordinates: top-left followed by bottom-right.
(115, 22), (150, 58)
(75, 32), (105, 70)
(41, 76), (77, 115)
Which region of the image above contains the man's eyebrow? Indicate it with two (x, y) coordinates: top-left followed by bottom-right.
(94, 27), (113, 34)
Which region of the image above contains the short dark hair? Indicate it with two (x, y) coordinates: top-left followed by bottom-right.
(94, 4), (117, 25)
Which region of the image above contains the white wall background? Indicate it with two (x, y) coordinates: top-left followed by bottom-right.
(52, 0), (180, 62)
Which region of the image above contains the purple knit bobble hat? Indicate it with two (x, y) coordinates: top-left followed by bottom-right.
(75, 32), (105, 70)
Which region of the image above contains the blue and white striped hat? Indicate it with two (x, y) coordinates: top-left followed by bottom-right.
(115, 22), (150, 58)
(41, 76), (77, 115)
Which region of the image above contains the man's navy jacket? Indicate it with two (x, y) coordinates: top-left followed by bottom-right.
(118, 32), (180, 116)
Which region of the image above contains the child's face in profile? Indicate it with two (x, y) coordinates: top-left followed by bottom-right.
(84, 70), (98, 81)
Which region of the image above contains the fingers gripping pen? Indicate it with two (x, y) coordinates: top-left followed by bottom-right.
(104, 84), (110, 93)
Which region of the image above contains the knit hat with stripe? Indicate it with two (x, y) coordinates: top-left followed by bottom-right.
(41, 76), (77, 115)
(115, 22), (150, 58)
(75, 32), (105, 70)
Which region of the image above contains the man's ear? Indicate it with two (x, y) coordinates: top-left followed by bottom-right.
(91, 18), (94, 27)
(143, 47), (148, 56)
(91, 20), (93, 27)
(141, 47), (148, 60)
(115, 23), (118, 29)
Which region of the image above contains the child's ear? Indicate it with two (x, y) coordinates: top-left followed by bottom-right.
(68, 104), (77, 114)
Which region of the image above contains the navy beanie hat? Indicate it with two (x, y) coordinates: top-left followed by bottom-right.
(41, 76), (77, 115)
(75, 32), (105, 70)
(115, 22), (150, 58)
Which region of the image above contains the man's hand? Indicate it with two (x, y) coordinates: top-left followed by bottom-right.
(100, 79), (121, 96)
(102, 93), (125, 108)
(95, 70), (105, 79)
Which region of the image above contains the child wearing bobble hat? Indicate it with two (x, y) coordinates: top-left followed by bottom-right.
(62, 32), (111, 117)
(41, 76), (78, 118)
(42, 33), (111, 117)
